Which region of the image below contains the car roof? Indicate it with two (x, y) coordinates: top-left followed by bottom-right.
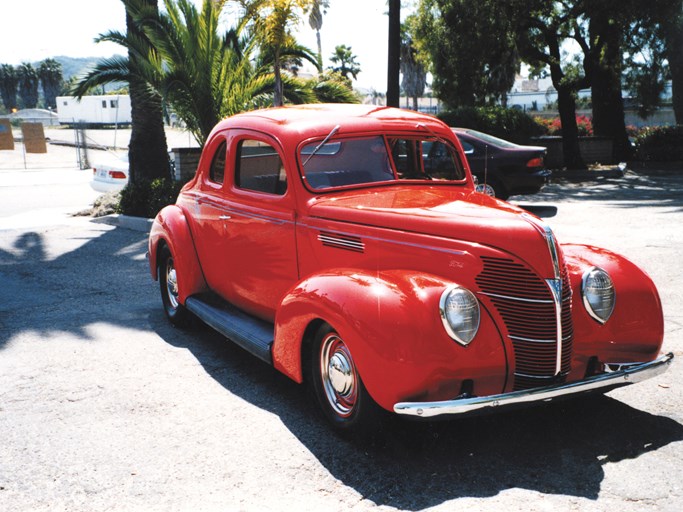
(211, 104), (453, 141)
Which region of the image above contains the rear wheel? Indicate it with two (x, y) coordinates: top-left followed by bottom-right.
(309, 323), (384, 436)
(158, 245), (190, 327)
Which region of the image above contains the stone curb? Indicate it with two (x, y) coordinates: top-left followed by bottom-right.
(92, 213), (153, 233)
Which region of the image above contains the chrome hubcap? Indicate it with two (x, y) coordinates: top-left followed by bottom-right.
(476, 183), (496, 197)
(165, 259), (179, 309)
(320, 333), (357, 417)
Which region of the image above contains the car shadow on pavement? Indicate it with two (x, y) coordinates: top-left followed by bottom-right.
(153, 315), (683, 510)
(520, 172), (683, 211)
(0, 225), (153, 350)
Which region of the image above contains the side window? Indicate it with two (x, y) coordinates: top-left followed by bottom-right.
(390, 137), (466, 181)
(209, 140), (227, 184)
(235, 139), (287, 195)
(460, 140), (475, 154)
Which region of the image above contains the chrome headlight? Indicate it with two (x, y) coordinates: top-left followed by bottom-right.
(439, 285), (480, 346)
(582, 267), (615, 324)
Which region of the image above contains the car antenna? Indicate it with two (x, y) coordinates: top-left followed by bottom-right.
(484, 144), (489, 189)
(303, 125), (340, 165)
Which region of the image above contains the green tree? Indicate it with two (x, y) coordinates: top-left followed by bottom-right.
(0, 64), (18, 112)
(514, 0), (588, 169)
(38, 58), (63, 110)
(329, 44), (361, 82)
(662, 0), (683, 123)
(17, 63), (39, 109)
(400, 15), (427, 111)
(414, 0), (519, 108)
(240, 0), (320, 107)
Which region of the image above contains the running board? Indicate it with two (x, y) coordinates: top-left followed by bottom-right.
(185, 294), (274, 364)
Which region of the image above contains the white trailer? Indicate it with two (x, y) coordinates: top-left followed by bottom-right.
(56, 95), (132, 125)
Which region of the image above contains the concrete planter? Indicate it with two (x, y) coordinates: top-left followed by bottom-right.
(531, 136), (614, 168)
(171, 147), (202, 181)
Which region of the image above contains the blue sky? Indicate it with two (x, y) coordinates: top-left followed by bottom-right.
(1, 0), (400, 91)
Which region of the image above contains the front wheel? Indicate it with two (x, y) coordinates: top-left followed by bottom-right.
(308, 323), (384, 436)
(158, 245), (191, 327)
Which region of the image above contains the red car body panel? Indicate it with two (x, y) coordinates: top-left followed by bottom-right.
(148, 104), (667, 415)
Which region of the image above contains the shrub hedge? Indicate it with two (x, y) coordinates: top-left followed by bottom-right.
(117, 178), (185, 218)
(633, 125), (683, 162)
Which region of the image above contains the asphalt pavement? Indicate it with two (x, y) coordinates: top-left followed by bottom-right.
(1, 145), (682, 511)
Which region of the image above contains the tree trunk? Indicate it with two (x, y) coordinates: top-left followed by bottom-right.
(274, 50), (284, 107)
(387, 0), (400, 107)
(589, 13), (632, 162)
(667, 12), (683, 124)
(557, 86), (586, 169)
(316, 30), (323, 70)
(126, 0), (170, 185)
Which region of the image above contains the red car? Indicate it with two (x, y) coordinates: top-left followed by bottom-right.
(148, 104), (672, 434)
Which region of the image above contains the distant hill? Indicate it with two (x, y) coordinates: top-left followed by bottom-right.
(52, 55), (126, 94)
(53, 55), (125, 81)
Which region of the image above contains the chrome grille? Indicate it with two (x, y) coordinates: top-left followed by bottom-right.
(476, 256), (573, 391)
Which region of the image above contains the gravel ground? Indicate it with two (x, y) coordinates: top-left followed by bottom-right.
(0, 158), (681, 511)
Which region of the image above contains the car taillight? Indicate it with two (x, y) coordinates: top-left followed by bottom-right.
(526, 157), (544, 168)
(92, 168), (97, 175)
(109, 171), (127, 179)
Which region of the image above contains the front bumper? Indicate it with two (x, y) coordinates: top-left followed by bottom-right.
(394, 352), (673, 418)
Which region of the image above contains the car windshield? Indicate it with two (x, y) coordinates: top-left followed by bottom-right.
(459, 129), (519, 149)
(300, 135), (466, 190)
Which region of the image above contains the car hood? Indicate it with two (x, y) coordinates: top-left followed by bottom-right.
(307, 186), (560, 278)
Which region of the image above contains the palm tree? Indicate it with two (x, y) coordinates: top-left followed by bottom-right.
(76, 0), (353, 145)
(0, 64), (19, 112)
(38, 58), (64, 110)
(306, 0), (329, 68)
(75, 0), (170, 185)
(17, 63), (39, 109)
(329, 44), (361, 81)
(239, 0), (320, 106)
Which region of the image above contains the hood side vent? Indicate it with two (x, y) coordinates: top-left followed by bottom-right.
(318, 231), (365, 253)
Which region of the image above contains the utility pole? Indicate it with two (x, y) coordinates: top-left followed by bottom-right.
(387, 0), (400, 107)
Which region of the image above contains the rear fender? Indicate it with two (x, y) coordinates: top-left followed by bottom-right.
(562, 243), (664, 378)
(148, 205), (208, 303)
(273, 269), (506, 411)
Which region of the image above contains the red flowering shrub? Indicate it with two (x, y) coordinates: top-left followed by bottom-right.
(534, 115), (593, 136)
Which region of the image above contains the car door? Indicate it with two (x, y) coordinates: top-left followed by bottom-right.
(211, 130), (298, 321)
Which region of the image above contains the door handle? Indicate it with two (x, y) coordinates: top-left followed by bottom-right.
(219, 215), (231, 220)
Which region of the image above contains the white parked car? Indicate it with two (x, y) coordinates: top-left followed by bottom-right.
(90, 153), (129, 193)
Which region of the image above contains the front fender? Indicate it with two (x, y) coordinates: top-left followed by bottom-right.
(272, 269), (507, 412)
(148, 205), (208, 303)
(562, 244), (664, 379)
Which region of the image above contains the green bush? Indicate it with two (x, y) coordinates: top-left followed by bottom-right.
(633, 125), (683, 162)
(117, 178), (184, 218)
(437, 106), (545, 144)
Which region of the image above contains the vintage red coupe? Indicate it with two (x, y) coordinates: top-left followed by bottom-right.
(148, 104), (672, 434)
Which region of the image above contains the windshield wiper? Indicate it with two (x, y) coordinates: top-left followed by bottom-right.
(303, 125), (340, 165)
